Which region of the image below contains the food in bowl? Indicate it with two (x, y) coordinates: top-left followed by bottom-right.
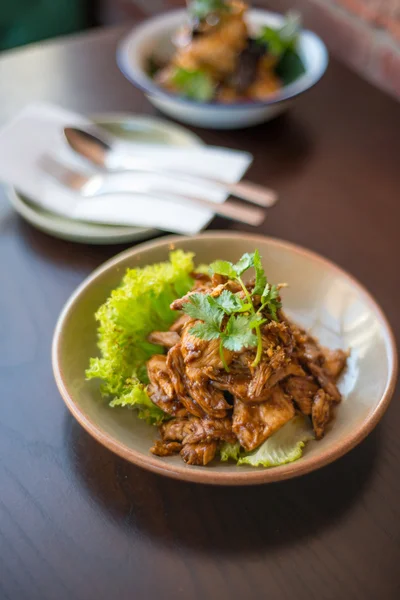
(148, 1), (306, 102)
(86, 249), (348, 468)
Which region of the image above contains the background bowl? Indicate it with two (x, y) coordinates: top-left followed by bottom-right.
(117, 9), (329, 129)
(52, 233), (397, 485)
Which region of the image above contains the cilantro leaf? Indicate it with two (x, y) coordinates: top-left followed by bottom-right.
(256, 12), (305, 87)
(171, 67), (215, 102)
(261, 283), (281, 321)
(184, 250), (283, 369)
(209, 260), (237, 279)
(213, 290), (244, 314)
(189, 321), (221, 341)
(233, 252), (255, 276)
(222, 315), (258, 351)
(252, 249), (267, 295)
(248, 313), (267, 329)
(261, 282), (270, 301)
(257, 12), (301, 57)
(182, 293), (224, 329)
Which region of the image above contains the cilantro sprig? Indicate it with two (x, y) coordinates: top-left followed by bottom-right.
(256, 12), (306, 85)
(182, 250), (282, 370)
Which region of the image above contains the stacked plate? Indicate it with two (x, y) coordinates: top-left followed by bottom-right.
(7, 115), (203, 244)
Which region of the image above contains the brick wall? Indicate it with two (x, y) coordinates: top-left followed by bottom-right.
(104, 0), (400, 99)
(262, 0), (400, 99)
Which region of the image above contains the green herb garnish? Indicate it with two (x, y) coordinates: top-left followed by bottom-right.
(257, 12), (306, 85)
(275, 49), (306, 85)
(182, 250), (282, 371)
(189, 0), (230, 20)
(257, 12), (301, 56)
(171, 67), (215, 102)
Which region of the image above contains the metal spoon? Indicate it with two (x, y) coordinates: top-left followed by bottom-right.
(63, 126), (277, 208)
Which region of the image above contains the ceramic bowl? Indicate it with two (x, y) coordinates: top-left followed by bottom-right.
(52, 232), (397, 485)
(117, 9), (328, 129)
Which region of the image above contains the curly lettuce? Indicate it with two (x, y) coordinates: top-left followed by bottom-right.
(86, 250), (195, 424)
(220, 416), (314, 467)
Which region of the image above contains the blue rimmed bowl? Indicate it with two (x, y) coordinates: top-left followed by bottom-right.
(117, 9), (328, 129)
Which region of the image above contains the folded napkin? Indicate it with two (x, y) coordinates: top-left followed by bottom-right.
(0, 103), (253, 234)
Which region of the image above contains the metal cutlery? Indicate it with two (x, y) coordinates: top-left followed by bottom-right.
(38, 155), (266, 227)
(63, 126), (277, 208)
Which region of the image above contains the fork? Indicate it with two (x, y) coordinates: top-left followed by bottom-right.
(38, 155), (266, 227)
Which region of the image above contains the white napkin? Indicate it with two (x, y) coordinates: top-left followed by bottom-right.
(0, 103), (253, 234)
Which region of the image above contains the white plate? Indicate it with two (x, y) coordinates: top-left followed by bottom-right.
(7, 114), (203, 244)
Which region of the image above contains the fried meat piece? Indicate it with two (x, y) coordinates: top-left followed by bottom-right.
(321, 348), (348, 380)
(169, 313), (192, 334)
(312, 389), (331, 439)
(232, 386), (295, 451)
(150, 440), (182, 457)
(166, 345), (205, 417)
(180, 441), (218, 465)
(182, 416), (235, 445)
(184, 367), (231, 418)
(148, 331), (180, 348)
(147, 355), (187, 417)
(308, 363), (342, 403)
(160, 418), (189, 442)
(284, 376), (319, 415)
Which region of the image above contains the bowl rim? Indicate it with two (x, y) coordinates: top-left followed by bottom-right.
(52, 232), (398, 485)
(117, 8), (329, 111)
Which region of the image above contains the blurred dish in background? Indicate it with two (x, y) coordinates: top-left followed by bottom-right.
(153, 3), (306, 103)
(117, 7), (328, 128)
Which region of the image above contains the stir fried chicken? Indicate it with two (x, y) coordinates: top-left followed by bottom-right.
(147, 355), (188, 417)
(312, 389), (331, 440)
(233, 386), (295, 451)
(148, 271), (347, 465)
(180, 441), (218, 466)
(148, 331), (180, 348)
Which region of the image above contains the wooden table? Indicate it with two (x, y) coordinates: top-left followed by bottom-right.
(1, 24), (399, 600)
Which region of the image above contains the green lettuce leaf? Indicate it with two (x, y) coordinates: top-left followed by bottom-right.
(86, 250), (195, 423)
(109, 381), (166, 425)
(221, 417), (313, 467)
(220, 441), (241, 462)
(238, 416), (314, 467)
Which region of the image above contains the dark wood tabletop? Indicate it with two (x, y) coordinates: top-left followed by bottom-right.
(1, 21), (400, 600)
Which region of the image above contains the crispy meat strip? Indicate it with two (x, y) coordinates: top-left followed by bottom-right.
(166, 345), (205, 418)
(169, 313), (192, 334)
(180, 441), (218, 466)
(147, 355), (187, 417)
(182, 416), (235, 445)
(150, 440), (182, 457)
(232, 386), (295, 452)
(148, 331), (180, 348)
(311, 389), (331, 439)
(321, 348), (348, 380)
(308, 363), (342, 403)
(284, 376), (319, 415)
